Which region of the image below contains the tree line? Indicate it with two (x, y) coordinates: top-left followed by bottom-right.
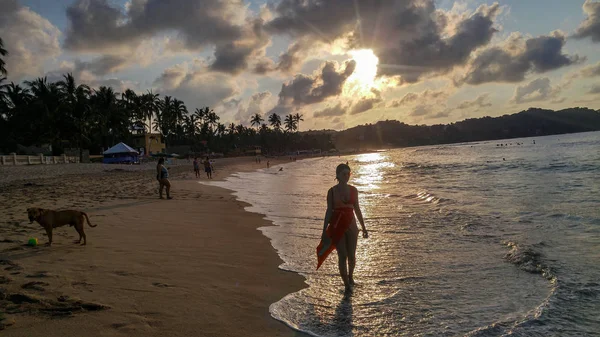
(333, 107), (600, 150)
(0, 38), (334, 156)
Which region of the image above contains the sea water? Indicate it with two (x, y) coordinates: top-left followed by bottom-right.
(207, 131), (600, 337)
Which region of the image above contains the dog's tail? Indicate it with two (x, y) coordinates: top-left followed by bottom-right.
(82, 212), (97, 227)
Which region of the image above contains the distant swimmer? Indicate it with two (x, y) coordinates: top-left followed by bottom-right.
(279, 167), (283, 171)
(317, 164), (368, 295)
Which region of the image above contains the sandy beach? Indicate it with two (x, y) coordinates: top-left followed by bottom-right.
(0, 157), (307, 336)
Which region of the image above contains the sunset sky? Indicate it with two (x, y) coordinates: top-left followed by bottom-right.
(2, 0), (600, 130)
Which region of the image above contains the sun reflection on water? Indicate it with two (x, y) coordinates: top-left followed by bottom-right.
(352, 152), (395, 192)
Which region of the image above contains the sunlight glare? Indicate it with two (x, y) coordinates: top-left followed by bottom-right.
(348, 49), (379, 90)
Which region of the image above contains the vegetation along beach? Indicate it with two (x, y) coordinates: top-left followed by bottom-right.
(1, 0), (600, 336)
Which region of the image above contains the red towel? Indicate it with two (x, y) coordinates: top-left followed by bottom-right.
(316, 207), (355, 270)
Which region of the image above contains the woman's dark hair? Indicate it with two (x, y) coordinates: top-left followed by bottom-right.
(158, 157), (165, 165)
(335, 163), (351, 180)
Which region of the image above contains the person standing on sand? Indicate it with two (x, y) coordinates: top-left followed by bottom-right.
(203, 156), (213, 179)
(317, 163), (368, 294)
(193, 157), (200, 178)
(156, 158), (172, 199)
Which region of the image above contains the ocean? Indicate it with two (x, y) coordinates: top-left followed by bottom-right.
(207, 131), (600, 337)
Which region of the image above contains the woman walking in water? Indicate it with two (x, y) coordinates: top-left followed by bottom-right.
(156, 157), (172, 199)
(317, 163), (368, 294)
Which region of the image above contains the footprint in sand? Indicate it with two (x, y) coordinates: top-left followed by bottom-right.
(21, 281), (50, 291)
(114, 271), (132, 277)
(0, 276), (12, 284)
(151, 282), (174, 288)
(26, 271), (51, 278)
(0, 260), (22, 271)
(71, 281), (94, 292)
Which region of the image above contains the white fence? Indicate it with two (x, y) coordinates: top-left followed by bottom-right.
(0, 154), (80, 165)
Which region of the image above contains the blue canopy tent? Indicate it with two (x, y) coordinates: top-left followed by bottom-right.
(103, 142), (139, 164)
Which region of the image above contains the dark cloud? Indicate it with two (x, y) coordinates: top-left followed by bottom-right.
(511, 77), (560, 104)
(349, 96), (381, 115)
(266, 0), (501, 81)
(456, 93), (492, 110)
(277, 60), (356, 106)
(64, 0), (268, 74)
(313, 103), (347, 118)
(461, 31), (582, 85)
(573, 0), (600, 42)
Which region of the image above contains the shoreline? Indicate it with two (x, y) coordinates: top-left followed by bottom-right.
(0, 157), (308, 336)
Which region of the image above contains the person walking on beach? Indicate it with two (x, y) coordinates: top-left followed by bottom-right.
(317, 163), (368, 294)
(193, 157), (200, 178)
(203, 156), (213, 179)
(156, 158), (172, 199)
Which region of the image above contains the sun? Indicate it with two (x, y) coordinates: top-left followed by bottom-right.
(348, 49), (379, 87)
(345, 49), (379, 95)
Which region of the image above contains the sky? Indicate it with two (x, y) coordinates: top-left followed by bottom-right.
(1, 0), (600, 131)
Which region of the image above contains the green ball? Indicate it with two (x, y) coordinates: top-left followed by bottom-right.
(27, 238), (38, 246)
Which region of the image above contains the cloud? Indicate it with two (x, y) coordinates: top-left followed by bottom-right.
(73, 55), (130, 76)
(510, 77), (561, 104)
(313, 103), (347, 118)
(64, 0), (269, 74)
(388, 89), (449, 108)
(579, 61), (600, 77)
(0, 0), (62, 81)
(588, 84), (600, 95)
(456, 93), (492, 110)
(573, 0), (600, 42)
(411, 105), (432, 117)
(410, 105), (451, 119)
(266, 1), (502, 82)
(349, 96), (382, 115)
(461, 31), (582, 85)
(153, 60), (241, 109)
(233, 91), (273, 124)
(274, 60), (356, 107)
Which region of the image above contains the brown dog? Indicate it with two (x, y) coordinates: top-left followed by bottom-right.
(27, 208), (97, 246)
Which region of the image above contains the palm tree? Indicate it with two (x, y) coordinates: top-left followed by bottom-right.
(268, 113), (281, 131)
(0, 76), (9, 103)
(142, 90), (162, 134)
(293, 113), (304, 131)
(228, 122), (236, 135)
(284, 114), (297, 132)
(235, 124), (245, 135)
(58, 73), (91, 160)
(0, 37), (8, 76)
(250, 113), (264, 130)
(216, 123), (226, 136)
(170, 98), (187, 142)
(92, 86), (127, 149)
(259, 123), (269, 134)
(3, 82), (31, 111)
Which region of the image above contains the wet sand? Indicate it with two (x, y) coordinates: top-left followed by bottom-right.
(0, 157), (307, 336)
